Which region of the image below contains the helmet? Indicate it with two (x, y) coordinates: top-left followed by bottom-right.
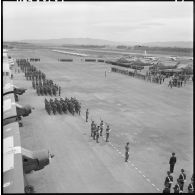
(172, 152), (175, 155)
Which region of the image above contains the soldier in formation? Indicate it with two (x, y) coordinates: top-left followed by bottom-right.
(36, 79), (59, 96)
(188, 177), (194, 193)
(44, 97), (81, 115)
(163, 184), (171, 193)
(173, 179), (182, 193)
(91, 121), (96, 137)
(178, 169), (186, 192)
(100, 120), (104, 136)
(164, 171), (173, 192)
(96, 126), (100, 143)
(16, 59), (61, 97)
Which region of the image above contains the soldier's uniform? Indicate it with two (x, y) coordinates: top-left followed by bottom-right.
(96, 126), (100, 143)
(188, 182), (194, 193)
(91, 121), (95, 137)
(86, 109), (89, 122)
(173, 179), (182, 193)
(59, 86), (61, 96)
(100, 121), (104, 136)
(93, 124), (96, 140)
(106, 125), (111, 142)
(169, 153), (176, 173)
(125, 142), (130, 162)
(164, 171), (173, 190)
(178, 169), (186, 191)
(163, 184), (170, 193)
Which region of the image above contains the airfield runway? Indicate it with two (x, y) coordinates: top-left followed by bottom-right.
(10, 47), (193, 193)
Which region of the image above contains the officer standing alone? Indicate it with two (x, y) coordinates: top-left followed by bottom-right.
(86, 109), (89, 122)
(59, 86), (61, 96)
(106, 125), (111, 142)
(169, 152), (176, 173)
(125, 142), (130, 162)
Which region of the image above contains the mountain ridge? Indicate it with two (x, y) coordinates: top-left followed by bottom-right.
(19, 38), (193, 48)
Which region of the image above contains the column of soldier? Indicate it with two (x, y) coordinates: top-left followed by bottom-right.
(16, 59), (61, 96)
(167, 73), (191, 88)
(44, 97), (81, 116)
(163, 152), (194, 193)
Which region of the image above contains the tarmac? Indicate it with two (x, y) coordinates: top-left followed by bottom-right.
(10, 47), (193, 193)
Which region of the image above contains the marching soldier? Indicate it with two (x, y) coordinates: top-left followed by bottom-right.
(100, 120), (104, 136)
(188, 178), (194, 193)
(164, 171), (173, 191)
(178, 169), (186, 191)
(173, 179), (182, 193)
(86, 109), (89, 122)
(125, 142), (130, 162)
(96, 126), (100, 143)
(106, 125), (111, 142)
(169, 152), (176, 173)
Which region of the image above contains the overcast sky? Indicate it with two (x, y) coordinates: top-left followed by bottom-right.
(3, 2), (193, 43)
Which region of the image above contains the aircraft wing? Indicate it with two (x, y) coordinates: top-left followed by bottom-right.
(3, 80), (14, 95)
(3, 93), (17, 121)
(3, 122), (25, 193)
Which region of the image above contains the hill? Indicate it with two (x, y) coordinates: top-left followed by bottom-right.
(20, 38), (121, 46)
(141, 41), (193, 48)
(19, 38), (193, 48)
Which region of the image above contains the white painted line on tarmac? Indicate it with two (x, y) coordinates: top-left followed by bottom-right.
(85, 115), (162, 193)
(146, 178), (151, 183)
